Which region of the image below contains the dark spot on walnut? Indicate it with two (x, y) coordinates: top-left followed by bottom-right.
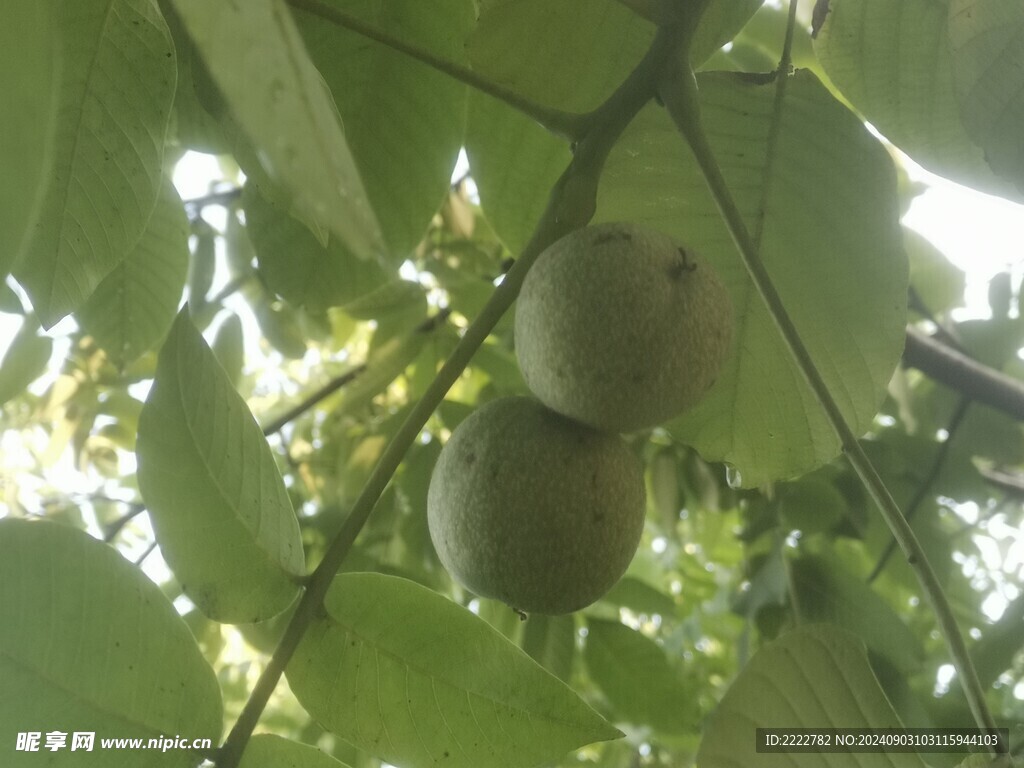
(593, 230), (633, 246)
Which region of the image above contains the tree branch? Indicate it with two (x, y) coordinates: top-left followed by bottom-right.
(283, 0), (588, 141)
(903, 326), (1024, 420)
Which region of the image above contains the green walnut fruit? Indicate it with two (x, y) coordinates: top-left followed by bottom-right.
(515, 222), (733, 433)
(427, 396), (646, 615)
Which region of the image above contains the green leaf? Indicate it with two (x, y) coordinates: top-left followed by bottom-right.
(521, 614), (575, 682)
(251, 295), (309, 360)
(814, 0), (1020, 201)
(462, 0), (761, 254)
(331, 330), (429, 419)
(0, 2), (58, 280)
(790, 554), (923, 674)
(731, 542), (788, 620)
(287, 572), (620, 768)
(0, 519), (222, 766)
(294, 0), (472, 255)
(243, 183), (389, 312)
(905, 227), (966, 315)
(988, 272), (1013, 318)
(601, 71), (907, 485)
(468, 0), (651, 113)
(704, 2), (820, 75)
(170, 0), (385, 261)
(464, 0), (649, 253)
(137, 310), (304, 622)
(187, 218), (217, 308)
(949, 0), (1024, 192)
(77, 178), (189, 369)
(14, 0), (177, 327)
(158, 0), (231, 153)
(211, 313), (245, 390)
(602, 576), (679, 618)
(583, 619), (696, 735)
(239, 734), (351, 768)
(777, 477), (847, 535)
(0, 320), (52, 407)
(697, 625), (927, 768)
(465, 97), (570, 253)
(690, 0), (768, 67)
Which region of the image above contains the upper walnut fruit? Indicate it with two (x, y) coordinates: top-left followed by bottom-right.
(515, 222), (733, 433)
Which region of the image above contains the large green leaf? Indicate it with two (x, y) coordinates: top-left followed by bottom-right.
(697, 625), (927, 768)
(14, 0), (176, 327)
(239, 734), (351, 768)
(790, 555), (923, 673)
(137, 310), (304, 622)
(0, 519), (222, 767)
(468, 0), (652, 113)
(170, 0), (384, 261)
(77, 178), (189, 369)
(813, 0), (1020, 201)
(464, 97), (570, 254)
(158, 0), (231, 153)
(600, 71), (907, 485)
(463, 0), (761, 253)
(294, 0), (472, 256)
(464, 0), (647, 252)
(468, 0), (761, 111)
(583, 619), (696, 735)
(243, 183), (389, 312)
(948, 0), (1024, 193)
(0, 2), (58, 281)
(287, 572), (621, 768)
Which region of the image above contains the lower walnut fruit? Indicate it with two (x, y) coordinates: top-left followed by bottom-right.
(427, 396), (646, 615)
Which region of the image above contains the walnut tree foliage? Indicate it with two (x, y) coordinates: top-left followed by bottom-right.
(1, 1), (1024, 767)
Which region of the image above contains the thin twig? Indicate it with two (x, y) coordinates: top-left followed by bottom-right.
(261, 365), (366, 437)
(134, 540), (158, 567)
(260, 308), (452, 437)
(103, 502), (147, 543)
(866, 397), (970, 584)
